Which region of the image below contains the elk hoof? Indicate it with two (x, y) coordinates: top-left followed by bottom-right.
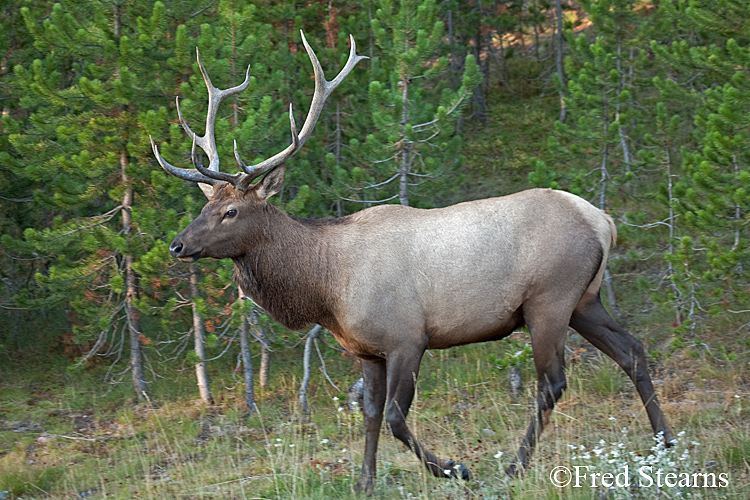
(663, 431), (675, 448)
(354, 474), (374, 495)
(444, 460), (471, 480)
(505, 462), (522, 478)
(353, 481), (373, 496)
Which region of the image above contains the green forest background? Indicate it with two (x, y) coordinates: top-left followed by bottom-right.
(1, 0), (749, 499)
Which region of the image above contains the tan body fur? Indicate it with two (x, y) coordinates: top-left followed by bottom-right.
(322, 189), (607, 355)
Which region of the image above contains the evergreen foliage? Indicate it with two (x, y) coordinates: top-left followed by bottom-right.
(2, 0), (749, 399)
(338, 0), (480, 208)
(3, 0), (208, 398)
(651, 0), (750, 336)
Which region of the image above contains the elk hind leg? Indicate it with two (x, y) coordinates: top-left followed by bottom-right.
(570, 295), (671, 443)
(385, 347), (470, 481)
(507, 311), (568, 476)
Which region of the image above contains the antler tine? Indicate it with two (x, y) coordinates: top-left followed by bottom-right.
(288, 103), (300, 151)
(237, 31), (367, 183)
(176, 96), (198, 144)
(172, 47), (252, 187)
(297, 32), (368, 142)
(156, 36), (362, 192)
(191, 136), (242, 184)
(150, 135), (221, 186)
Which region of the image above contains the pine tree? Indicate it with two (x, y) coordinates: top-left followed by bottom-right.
(578, 0), (646, 177)
(651, 0), (750, 334)
(636, 99), (695, 329)
(555, 0), (662, 317)
(5, 1), (206, 400)
(560, 0), (661, 202)
(142, 1), (288, 406)
(0, 0), (61, 351)
(342, 0), (480, 208)
(178, 4), (268, 407)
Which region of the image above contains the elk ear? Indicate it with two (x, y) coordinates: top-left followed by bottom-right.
(198, 183), (215, 200)
(255, 164), (286, 200)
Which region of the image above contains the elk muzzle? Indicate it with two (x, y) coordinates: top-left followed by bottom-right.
(169, 235), (202, 262)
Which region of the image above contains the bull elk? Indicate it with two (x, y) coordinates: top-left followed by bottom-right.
(151, 32), (671, 493)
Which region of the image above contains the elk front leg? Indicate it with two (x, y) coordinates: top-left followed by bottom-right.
(355, 358), (387, 494)
(385, 347), (470, 481)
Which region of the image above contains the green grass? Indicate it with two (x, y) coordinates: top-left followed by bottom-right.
(589, 358), (626, 397)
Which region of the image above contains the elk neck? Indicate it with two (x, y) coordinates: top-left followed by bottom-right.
(231, 202), (343, 331)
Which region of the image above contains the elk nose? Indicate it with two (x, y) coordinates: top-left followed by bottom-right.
(169, 239), (183, 258)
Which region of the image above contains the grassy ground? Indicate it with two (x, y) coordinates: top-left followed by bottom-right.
(1, 334), (749, 499)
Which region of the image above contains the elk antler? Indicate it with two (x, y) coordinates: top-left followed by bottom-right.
(150, 31), (366, 197)
(150, 47), (251, 197)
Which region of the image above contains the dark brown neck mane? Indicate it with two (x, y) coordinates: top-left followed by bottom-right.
(232, 204), (341, 331)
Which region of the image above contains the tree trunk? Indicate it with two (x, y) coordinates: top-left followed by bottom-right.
(259, 329), (271, 390)
(121, 150), (149, 402)
(665, 145), (681, 324)
(189, 265), (214, 405)
(518, 0), (528, 60)
(494, 24), (509, 90)
(447, 8), (460, 87)
(299, 325), (322, 413)
(616, 37), (632, 175)
(399, 75), (410, 207)
(126, 255), (148, 402)
(239, 314), (257, 412)
(598, 97), (621, 321)
(470, 18), (487, 123)
(555, 0), (567, 123)
(12, 309), (21, 351)
(333, 99), (342, 187)
(446, 7), (466, 134)
(603, 267), (622, 321)
(249, 306), (271, 391)
(367, 0), (374, 61)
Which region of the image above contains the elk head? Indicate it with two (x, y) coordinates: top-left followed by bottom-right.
(150, 32), (366, 262)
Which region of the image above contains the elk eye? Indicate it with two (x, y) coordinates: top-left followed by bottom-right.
(224, 209), (237, 219)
